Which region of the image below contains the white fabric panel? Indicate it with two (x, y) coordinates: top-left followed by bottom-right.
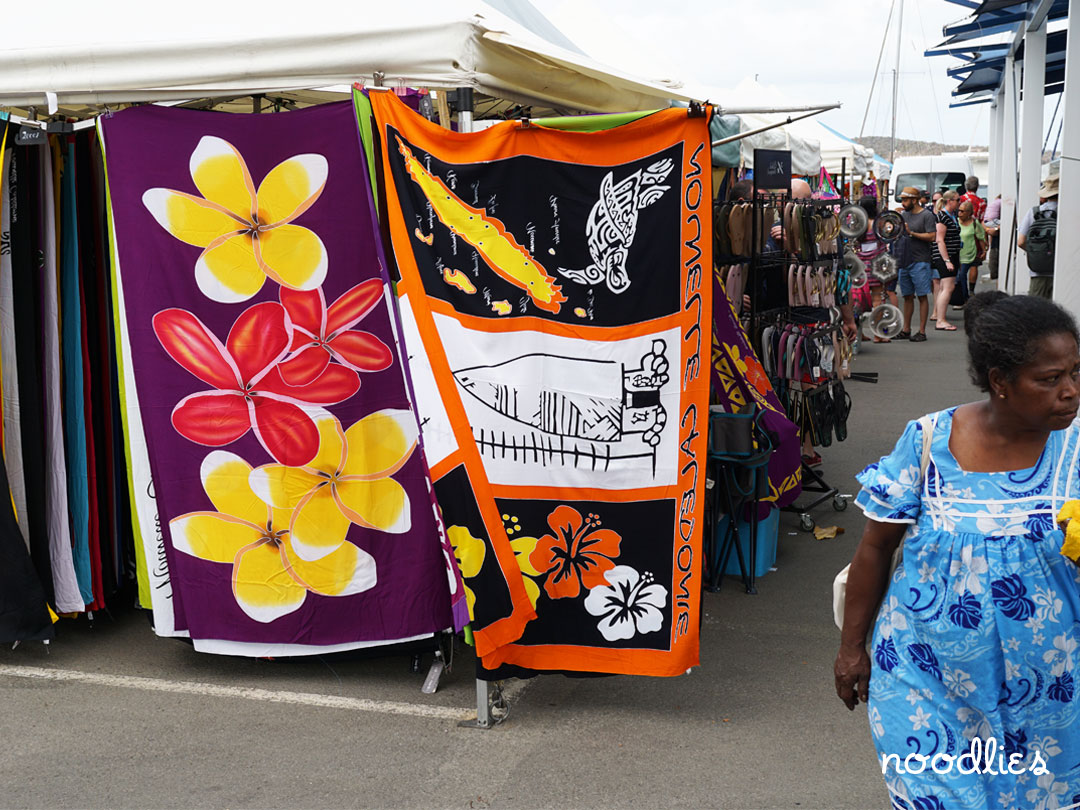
(0, 147), (29, 550)
(37, 144), (84, 613)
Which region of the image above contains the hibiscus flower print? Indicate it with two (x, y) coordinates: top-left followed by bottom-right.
(583, 565), (668, 641)
(143, 136), (328, 303)
(947, 591), (982, 630)
(991, 574), (1037, 621)
(447, 525), (485, 621)
(153, 303), (359, 466)
(278, 281), (393, 386)
(949, 545), (989, 595)
(169, 451), (376, 622)
(528, 506), (621, 600)
(943, 665), (976, 699)
(875, 638), (899, 673)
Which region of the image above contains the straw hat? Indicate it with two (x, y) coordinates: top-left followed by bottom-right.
(1039, 167), (1060, 198)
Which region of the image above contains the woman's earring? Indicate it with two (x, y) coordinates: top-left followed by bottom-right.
(999, 392), (1007, 399)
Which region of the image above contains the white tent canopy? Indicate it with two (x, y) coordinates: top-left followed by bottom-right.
(731, 110), (822, 177)
(718, 78), (872, 177)
(0, 0), (694, 113)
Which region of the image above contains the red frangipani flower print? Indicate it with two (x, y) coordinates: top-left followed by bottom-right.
(278, 280), (394, 386)
(529, 506), (622, 600)
(153, 302), (360, 467)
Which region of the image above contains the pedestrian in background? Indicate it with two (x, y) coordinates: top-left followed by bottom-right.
(931, 190), (962, 332)
(959, 175), (986, 221)
(957, 199), (986, 304)
(895, 187), (937, 342)
(984, 194), (1002, 281)
(1018, 167), (1060, 299)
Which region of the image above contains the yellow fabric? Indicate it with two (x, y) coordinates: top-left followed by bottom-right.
(203, 454), (269, 527)
(256, 155), (325, 225)
(190, 138), (257, 219)
(255, 224), (325, 289)
(334, 476), (408, 532)
(342, 411), (415, 478)
(289, 484), (351, 560)
(171, 512), (262, 563)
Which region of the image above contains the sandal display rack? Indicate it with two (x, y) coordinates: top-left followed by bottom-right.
(746, 194), (853, 532)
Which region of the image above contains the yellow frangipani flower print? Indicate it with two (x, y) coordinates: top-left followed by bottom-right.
(169, 451), (376, 623)
(249, 410), (418, 562)
(142, 136), (329, 303)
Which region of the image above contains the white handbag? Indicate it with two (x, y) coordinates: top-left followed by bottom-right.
(832, 414), (935, 631)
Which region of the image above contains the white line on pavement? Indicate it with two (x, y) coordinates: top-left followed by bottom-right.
(0, 664), (475, 721)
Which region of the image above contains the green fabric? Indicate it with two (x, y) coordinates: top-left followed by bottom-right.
(959, 219), (986, 263)
(352, 87), (380, 214)
(709, 114), (741, 169)
(532, 110), (655, 132)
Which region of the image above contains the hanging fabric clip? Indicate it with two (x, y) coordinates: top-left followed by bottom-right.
(687, 100), (707, 118)
(518, 118), (533, 129)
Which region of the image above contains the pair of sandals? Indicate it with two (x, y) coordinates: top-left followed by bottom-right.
(791, 381), (851, 448)
(714, 202), (768, 258)
(787, 264), (838, 309)
(896, 330), (928, 342)
(719, 264), (746, 314)
(783, 202), (841, 259)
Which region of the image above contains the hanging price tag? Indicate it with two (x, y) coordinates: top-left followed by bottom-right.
(15, 126), (46, 146)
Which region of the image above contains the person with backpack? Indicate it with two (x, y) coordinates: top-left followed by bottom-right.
(1018, 167), (1059, 299)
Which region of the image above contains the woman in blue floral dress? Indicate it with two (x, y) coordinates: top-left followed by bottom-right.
(835, 292), (1080, 810)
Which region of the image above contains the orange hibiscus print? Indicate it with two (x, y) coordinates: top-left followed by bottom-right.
(529, 506), (622, 600)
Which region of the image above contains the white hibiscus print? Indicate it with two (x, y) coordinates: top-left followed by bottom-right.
(886, 464), (921, 499)
(917, 561), (936, 583)
(974, 502), (1029, 536)
(906, 688), (922, 706)
(909, 706), (932, 731)
(583, 565), (667, 641)
(1042, 633), (1078, 677)
(998, 790), (1015, 808)
(868, 705), (885, 738)
(878, 596), (909, 639)
(1006, 660), (1021, 681)
(944, 665), (977, 699)
(949, 545), (989, 595)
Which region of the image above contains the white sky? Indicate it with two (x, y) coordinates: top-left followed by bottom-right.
(532, 0), (994, 148)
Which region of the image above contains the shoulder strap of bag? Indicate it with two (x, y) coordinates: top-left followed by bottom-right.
(918, 414), (935, 480)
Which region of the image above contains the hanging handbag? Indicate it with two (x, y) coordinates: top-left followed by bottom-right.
(832, 414), (935, 631)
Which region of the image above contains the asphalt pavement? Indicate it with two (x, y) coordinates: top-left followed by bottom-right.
(0, 300), (981, 810)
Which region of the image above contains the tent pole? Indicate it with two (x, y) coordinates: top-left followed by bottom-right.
(711, 108), (831, 147)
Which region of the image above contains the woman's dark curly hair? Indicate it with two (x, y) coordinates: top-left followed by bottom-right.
(964, 292), (1079, 391)
(858, 195), (878, 219)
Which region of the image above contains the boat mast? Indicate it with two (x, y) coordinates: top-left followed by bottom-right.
(890, 0), (905, 164)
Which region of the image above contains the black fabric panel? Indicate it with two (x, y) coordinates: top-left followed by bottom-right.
(10, 138), (53, 605)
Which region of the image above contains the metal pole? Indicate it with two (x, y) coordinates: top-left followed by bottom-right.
(1053, 0), (1080, 314)
(890, 0), (905, 164)
(860, 0), (896, 138)
(1016, 20), (1047, 295)
(457, 87), (474, 134)
(711, 109), (832, 147)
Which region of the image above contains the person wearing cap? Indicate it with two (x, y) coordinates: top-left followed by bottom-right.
(895, 187), (938, 342)
(918, 189), (931, 211)
(959, 175), (986, 222)
(1018, 168), (1060, 299)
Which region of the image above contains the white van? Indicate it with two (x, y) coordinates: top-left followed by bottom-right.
(891, 154), (975, 202)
